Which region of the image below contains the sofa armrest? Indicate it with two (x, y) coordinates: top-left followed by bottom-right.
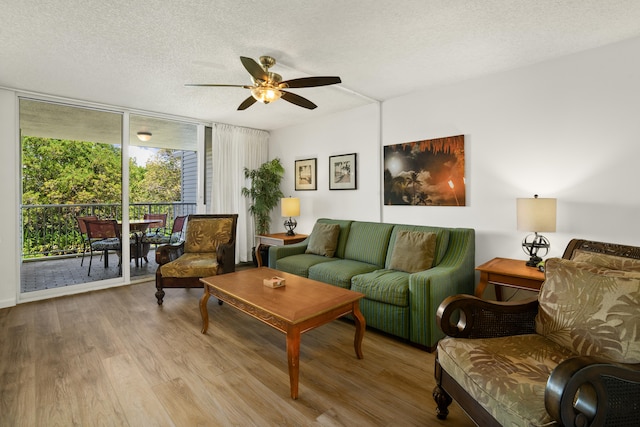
(545, 356), (640, 426)
(436, 294), (539, 338)
(216, 242), (236, 274)
(267, 240), (309, 268)
(155, 242), (185, 265)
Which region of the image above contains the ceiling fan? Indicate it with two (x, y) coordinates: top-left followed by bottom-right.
(186, 55), (341, 111)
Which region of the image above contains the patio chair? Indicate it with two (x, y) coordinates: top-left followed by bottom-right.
(76, 215), (98, 266)
(141, 215), (187, 261)
(86, 219), (122, 276)
(155, 214), (237, 305)
(143, 213), (168, 235)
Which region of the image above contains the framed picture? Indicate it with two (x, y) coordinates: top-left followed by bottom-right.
(383, 135), (465, 206)
(294, 158), (317, 190)
(329, 153), (357, 190)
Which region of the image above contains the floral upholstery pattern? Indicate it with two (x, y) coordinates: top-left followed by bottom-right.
(536, 257), (640, 363)
(184, 217), (234, 253)
(159, 253), (219, 278)
(438, 334), (575, 426)
(437, 254), (640, 426)
(571, 249), (640, 272)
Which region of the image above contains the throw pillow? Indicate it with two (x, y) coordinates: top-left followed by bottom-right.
(536, 257), (640, 364)
(388, 230), (437, 273)
(305, 223), (341, 257)
(572, 249), (640, 272)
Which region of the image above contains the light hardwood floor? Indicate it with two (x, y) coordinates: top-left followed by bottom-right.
(0, 280), (474, 426)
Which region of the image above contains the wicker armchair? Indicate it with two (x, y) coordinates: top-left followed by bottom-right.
(155, 214), (238, 305)
(433, 239), (640, 427)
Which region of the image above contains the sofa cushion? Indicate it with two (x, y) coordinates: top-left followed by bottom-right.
(388, 230), (436, 273)
(309, 259), (379, 289)
(385, 225), (450, 269)
(571, 249), (640, 272)
(275, 253), (336, 278)
(536, 257), (640, 363)
(316, 218), (353, 259)
(343, 222), (395, 267)
(437, 334), (575, 427)
(305, 222), (341, 257)
(351, 269), (409, 306)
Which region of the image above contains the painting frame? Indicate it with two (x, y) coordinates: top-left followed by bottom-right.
(294, 158), (317, 191)
(329, 153), (357, 190)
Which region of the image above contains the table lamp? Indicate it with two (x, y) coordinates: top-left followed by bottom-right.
(281, 197), (300, 236)
(517, 194), (557, 267)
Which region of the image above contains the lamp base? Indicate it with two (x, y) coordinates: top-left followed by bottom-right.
(526, 255), (543, 268)
(284, 217), (297, 236)
(522, 233), (550, 268)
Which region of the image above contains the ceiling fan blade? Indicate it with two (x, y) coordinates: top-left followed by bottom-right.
(280, 76), (341, 88)
(237, 96), (258, 110)
(185, 84), (251, 88)
(240, 56), (268, 82)
(281, 91), (317, 110)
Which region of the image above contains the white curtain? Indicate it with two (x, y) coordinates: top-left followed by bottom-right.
(210, 123), (269, 263)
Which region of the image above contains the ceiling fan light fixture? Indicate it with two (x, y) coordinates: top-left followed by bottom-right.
(250, 86), (282, 104)
(136, 131), (152, 142)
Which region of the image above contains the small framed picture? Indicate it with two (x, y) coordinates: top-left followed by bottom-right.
(294, 158), (317, 191)
(329, 153), (357, 190)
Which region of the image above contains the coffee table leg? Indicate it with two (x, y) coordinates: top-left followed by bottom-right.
(352, 302), (365, 359)
(200, 287), (210, 334)
(286, 327), (301, 399)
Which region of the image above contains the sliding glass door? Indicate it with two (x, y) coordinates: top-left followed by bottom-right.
(20, 98), (125, 292)
(19, 99), (202, 297)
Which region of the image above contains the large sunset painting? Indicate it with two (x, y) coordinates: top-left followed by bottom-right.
(384, 135), (465, 206)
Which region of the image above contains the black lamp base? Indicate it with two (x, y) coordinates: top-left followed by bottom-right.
(284, 217), (297, 236)
(526, 255), (543, 267)
(522, 233), (549, 268)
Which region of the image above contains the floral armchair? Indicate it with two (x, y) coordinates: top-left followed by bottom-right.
(155, 214), (238, 305)
(433, 239), (640, 426)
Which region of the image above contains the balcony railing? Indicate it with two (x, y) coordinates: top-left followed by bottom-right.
(21, 202), (196, 259)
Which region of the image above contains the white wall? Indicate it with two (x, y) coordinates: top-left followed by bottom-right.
(270, 36), (640, 269)
(269, 102), (382, 234)
(0, 89), (19, 308)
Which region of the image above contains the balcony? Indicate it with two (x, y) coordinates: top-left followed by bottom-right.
(20, 202), (196, 292)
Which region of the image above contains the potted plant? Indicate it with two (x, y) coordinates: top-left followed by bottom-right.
(241, 158), (285, 265)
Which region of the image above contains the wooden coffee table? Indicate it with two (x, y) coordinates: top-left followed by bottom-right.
(199, 267), (366, 399)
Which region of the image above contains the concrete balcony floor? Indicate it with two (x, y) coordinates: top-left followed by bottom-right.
(20, 249), (160, 293)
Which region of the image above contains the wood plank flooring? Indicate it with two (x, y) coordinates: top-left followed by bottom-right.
(0, 280), (475, 426)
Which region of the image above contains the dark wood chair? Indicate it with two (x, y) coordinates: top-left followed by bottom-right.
(154, 214), (238, 305)
(86, 219), (121, 276)
(433, 239), (640, 426)
(76, 215), (98, 266)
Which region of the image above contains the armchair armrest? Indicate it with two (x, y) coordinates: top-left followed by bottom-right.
(436, 294), (539, 338)
(545, 356), (640, 426)
(155, 242), (185, 265)
(216, 241), (236, 274)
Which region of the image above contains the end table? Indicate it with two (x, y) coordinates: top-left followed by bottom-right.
(255, 233), (308, 267)
(475, 257), (545, 300)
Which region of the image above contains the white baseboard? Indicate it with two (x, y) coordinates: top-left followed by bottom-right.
(0, 297), (17, 309)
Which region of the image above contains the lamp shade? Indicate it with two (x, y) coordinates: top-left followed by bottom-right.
(281, 197), (300, 217)
(517, 196), (556, 232)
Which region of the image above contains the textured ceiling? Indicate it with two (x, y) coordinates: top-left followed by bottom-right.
(3, 0), (640, 131)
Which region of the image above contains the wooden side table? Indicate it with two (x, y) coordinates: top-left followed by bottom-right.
(255, 233), (308, 267)
(475, 257), (545, 300)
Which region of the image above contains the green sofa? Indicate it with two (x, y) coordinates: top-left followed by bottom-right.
(268, 218), (475, 350)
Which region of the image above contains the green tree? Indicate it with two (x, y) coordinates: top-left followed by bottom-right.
(22, 136), (124, 204)
(134, 149), (181, 202)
